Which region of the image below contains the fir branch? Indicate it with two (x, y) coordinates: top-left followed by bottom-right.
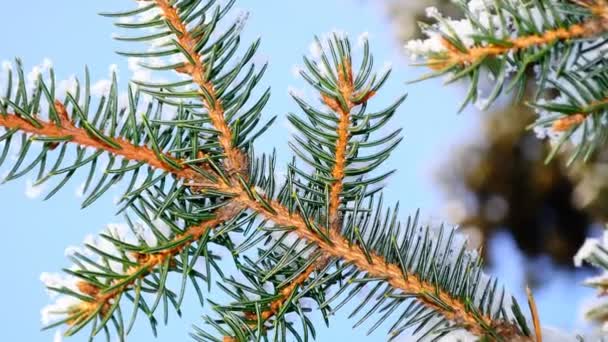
(248, 256), (329, 323)
(9, 98), (528, 339)
(152, 0), (248, 173)
(428, 15), (604, 70)
(327, 55), (357, 221)
(0, 0), (545, 340)
(230, 41), (381, 330)
(530, 65), (608, 163)
(288, 33), (399, 220)
(0, 101), (198, 180)
(60, 215), (225, 336)
(223, 193), (531, 340)
(406, 0), (608, 110)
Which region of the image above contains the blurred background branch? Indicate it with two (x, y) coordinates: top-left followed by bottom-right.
(376, 0), (608, 275)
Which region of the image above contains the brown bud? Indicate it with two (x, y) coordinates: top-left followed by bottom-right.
(552, 114), (586, 132)
(77, 281), (100, 296)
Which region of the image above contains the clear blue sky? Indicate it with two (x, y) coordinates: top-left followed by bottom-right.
(0, 1), (595, 341)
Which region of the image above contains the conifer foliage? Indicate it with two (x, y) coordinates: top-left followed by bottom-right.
(5, 0), (594, 341)
(407, 0), (608, 162)
(406, 0), (608, 336)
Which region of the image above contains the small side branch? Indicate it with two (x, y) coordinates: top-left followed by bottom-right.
(248, 256), (328, 323)
(434, 24), (594, 69)
(0, 93), (527, 340)
(427, 0), (608, 70)
(326, 58), (355, 223)
(0, 103), (198, 181)
(155, 0), (247, 173)
(69, 208), (239, 326)
(230, 191), (530, 340)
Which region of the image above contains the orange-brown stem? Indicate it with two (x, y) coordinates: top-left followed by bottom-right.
(0, 97), (527, 338)
(75, 213), (233, 320)
(550, 96), (608, 132)
(552, 114), (586, 132)
(1, 108), (526, 338)
(325, 58), (376, 223)
(526, 287), (542, 342)
(0, 105), (198, 181)
(247, 58), (379, 329)
(225, 189), (528, 339)
(155, 0), (247, 173)
(0, 56), (527, 341)
(245, 256), (328, 323)
(326, 58), (355, 222)
(431, 15), (606, 70)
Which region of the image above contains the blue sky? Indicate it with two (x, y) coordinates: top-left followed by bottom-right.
(0, 1), (596, 341)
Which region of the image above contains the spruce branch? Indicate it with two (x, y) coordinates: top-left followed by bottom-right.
(3, 60), (530, 339)
(53, 216), (224, 337)
(530, 66), (608, 163)
(206, 192), (533, 340)
(0, 101), (198, 180)
(401, 0), (608, 334)
(195, 34), (532, 341)
(0, 61), (212, 207)
(105, 0), (270, 176)
(229, 36), (386, 331)
(0, 0), (544, 340)
(406, 0), (608, 110)
(152, 0), (247, 172)
(288, 34), (402, 223)
(37, 3), (272, 332)
(425, 6), (605, 69)
(325, 48), (363, 221)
